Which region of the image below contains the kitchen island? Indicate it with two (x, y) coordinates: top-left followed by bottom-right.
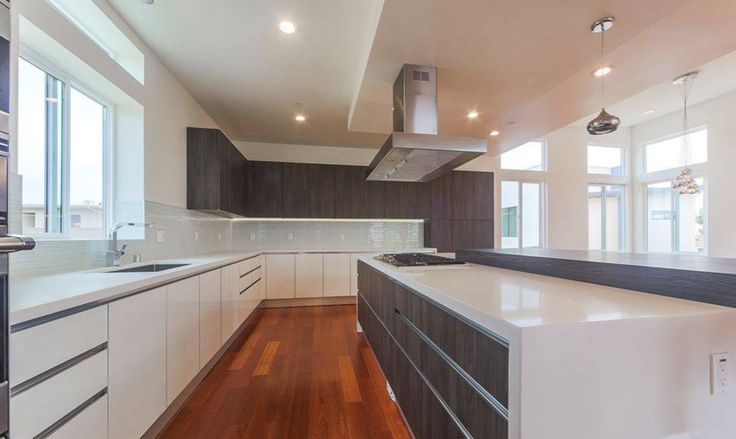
(357, 255), (736, 439)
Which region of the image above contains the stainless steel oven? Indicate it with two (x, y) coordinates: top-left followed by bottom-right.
(0, 2), (37, 437)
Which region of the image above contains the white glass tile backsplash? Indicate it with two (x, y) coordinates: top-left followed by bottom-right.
(10, 201), (424, 279)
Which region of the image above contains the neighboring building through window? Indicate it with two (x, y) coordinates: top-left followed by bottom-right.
(588, 145), (624, 175)
(501, 180), (543, 248)
(18, 56), (110, 239)
(645, 128), (707, 173)
(588, 184), (624, 251)
(500, 141), (546, 171)
(646, 179), (705, 253)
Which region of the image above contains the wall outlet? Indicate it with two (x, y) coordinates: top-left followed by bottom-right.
(711, 352), (730, 394)
(287, 232), (294, 240)
(194, 232), (199, 241)
(217, 233), (222, 240)
(156, 230), (165, 243)
(249, 232), (256, 241)
(340, 233), (346, 241)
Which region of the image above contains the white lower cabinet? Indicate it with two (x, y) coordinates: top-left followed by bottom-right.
(199, 269), (222, 369)
(47, 393), (108, 439)
(108, 287), (167, 439)
(166, 276), (201, 405)
(266, 254), (295, 299)
(323, 253), (351, 297)
(221, 262), (240, 344)
(295, 253), (323, 298)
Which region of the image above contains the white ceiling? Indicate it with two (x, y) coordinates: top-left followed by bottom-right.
(109, 0), (736, 153)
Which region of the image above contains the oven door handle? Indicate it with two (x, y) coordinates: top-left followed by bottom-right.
(0, 235), (35, 253)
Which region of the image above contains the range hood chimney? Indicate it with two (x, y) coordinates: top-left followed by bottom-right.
(366, 64), (487, 182)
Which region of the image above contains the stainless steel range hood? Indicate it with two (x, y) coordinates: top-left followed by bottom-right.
(366, 64), (487, 182)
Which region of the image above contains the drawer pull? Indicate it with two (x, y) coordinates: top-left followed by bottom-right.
(395, 309), (510, 421)
(239, 265), (262, 278)
(11, 343), (108, 397)
(239, 277), (261, 295)
(33, 388), (107, 439)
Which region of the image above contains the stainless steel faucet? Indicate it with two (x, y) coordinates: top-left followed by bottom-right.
(108, 222), (155, 266)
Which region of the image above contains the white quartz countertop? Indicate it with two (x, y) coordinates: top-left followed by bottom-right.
(359, 255), (734, 338)
(10, 247), (435, 326)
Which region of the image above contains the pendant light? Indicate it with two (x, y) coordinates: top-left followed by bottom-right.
(587, 17), (621, 135)
(671, 71), (700, 195)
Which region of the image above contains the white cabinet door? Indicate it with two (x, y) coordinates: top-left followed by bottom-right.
(324, 253), (351, 297)
(295, 253), (323, 298)
(220, 263), (240, 344)
(199, 269), (222, 368)
(350, 253), (374, 296)
(166, 276), (200, 405)
(266, 254), (295, 299)
(108, 287), (166, 439)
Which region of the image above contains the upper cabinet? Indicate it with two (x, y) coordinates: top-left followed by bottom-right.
(186, 128), (494, 239)
(187, 127), (249, 216)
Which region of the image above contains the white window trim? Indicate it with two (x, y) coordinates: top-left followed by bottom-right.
(588, 183), (626, 252)
(501, 180), (546, 249)
(643, 177), (707, 255)
(587, 143), (626, 176)
(19, 49), (115, 240)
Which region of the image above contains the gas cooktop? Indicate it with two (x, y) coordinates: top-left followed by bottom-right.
(375, 253), (466, 267)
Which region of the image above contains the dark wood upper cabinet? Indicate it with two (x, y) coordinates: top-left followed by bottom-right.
(430, 173), (452, 220)
(187, 127), (243, 214)
(384, 182), (430, 219)
(281, 163), (310, 217)
(250, 161), (283, 217)
(474, 172), (494, 220)
(426, 220), (453, 252)
(451, 171), (475, 219)
(334, 166), (384, 218)
(473, 220), (494, 249)
(307, 164), (335, 218)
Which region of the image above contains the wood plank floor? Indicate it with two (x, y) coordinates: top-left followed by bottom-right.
(158, 305), (412, 439)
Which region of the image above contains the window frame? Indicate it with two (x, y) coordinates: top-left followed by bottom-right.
(587, 143), (625, 176)
(644, 178), (707, 254)
(18, 49), (114, 240)
(587, 183), (625, 251)
(643, 126), (708, 174)
(500, 140), (548, 172)
(500, 180), (546, 249)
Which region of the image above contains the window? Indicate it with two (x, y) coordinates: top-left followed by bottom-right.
(501, 181), (543, 248)
(18, 56), (111, 239)
(588, 184), (624, 251)
(646, 179), (705, 253)
(588, 145), (623, 175)
(500, 141), (545, 171)
(645, 128), (707, 173)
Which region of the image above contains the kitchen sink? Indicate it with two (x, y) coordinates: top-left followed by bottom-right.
(109, 263), (190, 273)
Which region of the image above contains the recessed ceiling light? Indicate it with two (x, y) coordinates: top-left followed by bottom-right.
(279, 21), (297, 34)
(295, 114), (306, 122)
(467, 111), (479, 119)
(593, 66), (613, 77)
(644, 109), (655, 114)
(489, 130), (500, 137)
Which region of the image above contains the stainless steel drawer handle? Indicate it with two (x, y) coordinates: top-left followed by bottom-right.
(0, 235), (35, 253)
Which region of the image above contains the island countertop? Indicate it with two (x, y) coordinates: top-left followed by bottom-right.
(358, 254), (734, 338)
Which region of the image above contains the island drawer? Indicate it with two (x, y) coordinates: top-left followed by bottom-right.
(10, 306), (108, 386)
(358, 261), (509, 408)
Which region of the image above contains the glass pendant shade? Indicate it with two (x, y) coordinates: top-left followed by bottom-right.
(672, 167), (700, 195)
(586, 108), (621, 135)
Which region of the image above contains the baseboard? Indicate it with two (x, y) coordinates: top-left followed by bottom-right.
(261, 296), (357, 308)
(142, 304), (263, 439)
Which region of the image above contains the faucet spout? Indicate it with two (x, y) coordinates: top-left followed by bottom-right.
(108, 222), (156, 267)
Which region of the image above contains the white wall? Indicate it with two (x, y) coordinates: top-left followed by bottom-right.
(460, 127), (631, 251)
(12, 0), (221, 209)
(631, 90), (736, 257)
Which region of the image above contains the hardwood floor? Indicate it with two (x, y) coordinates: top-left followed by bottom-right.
(158, 305), (412, 439)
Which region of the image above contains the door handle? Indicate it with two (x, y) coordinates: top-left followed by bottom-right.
(0, 235), (35, 253)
